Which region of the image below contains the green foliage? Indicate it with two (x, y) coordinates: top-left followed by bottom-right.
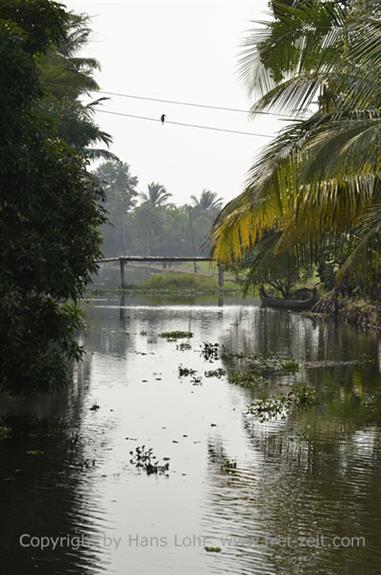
(190, 189), (223, 219)
(37, 12), (114, 160)
(129, 445), (170, 475)
(143, 272), (217, 291)
(204, 368), (226, 378)
(140, 182), (172, 208)
(94, 158), (223, 258)
(0, 0), (67, 54)
(229, 372), (269, 387)
(178, 365), (197, 376)
(247, 384), (317, 421)
(95, 160), (138, 255)
(244, 233), (307, 296)
(159, 331), (193, 340)
(212, 0), (381, 296)
(38, 12), (99, 100)
(138, 272), (239, 293)
(0, 1), (106, 393)
(248, 352), (299, 374)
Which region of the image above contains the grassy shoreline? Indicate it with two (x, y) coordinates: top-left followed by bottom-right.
(88, 271), (245, 296)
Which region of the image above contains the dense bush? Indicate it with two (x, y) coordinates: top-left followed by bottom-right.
(0, 1), (105, 393)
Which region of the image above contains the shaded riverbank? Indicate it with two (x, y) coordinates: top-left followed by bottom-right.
(311, 293), (381, 332)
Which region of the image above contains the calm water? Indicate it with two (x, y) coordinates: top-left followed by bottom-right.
(1, 296), (381, 574)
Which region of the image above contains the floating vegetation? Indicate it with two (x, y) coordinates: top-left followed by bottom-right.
(178, 365), (197, 377)
(201, 342), (220, 362)
(220, 349), (245, 360)
(191, 375), (203, 385)
(220, 349), (299, 375)
(204, 368), (226, 378)
(89, 404), (100, 411)
(304, 355), (373, 369)
(129, 445), (170, 475)
(176, 342), (192, 351)
(0, 426), (10, 440)
(247, 353), (299, 375)
(221, 459), (237, 473)
(80, 458), (96, 469)
(160, 331), (193, 340)
(229, 372), (269, 387)
(247, 384), (317, 422)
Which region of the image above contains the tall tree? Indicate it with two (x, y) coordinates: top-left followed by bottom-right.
(140, 182), (172, 207)
(38, 12), (115, 160)
(95, 160), (139, 255)
(38, 12), (99, 100)
(190, 190), (223, 219)
(211, 0), (381, 289)
(0, 0), (106, 393)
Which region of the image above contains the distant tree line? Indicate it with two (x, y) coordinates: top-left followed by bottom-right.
(94, 161), (223, 258)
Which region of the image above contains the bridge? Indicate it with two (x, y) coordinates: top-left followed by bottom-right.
(100, 256), (224, 290)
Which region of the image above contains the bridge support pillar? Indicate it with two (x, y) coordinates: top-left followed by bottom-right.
(120, 258), (127, 289)
(218, 264), (224, 293)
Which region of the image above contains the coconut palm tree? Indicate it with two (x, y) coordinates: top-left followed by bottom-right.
(38, 12), (100, 100)
(190, 190), (223, 218)
(140, 182), (172, 207)
(38, 13), (116, 160)
(211, 0), (381, 280)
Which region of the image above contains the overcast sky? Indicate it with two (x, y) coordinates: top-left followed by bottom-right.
(65, 0), (282, 205)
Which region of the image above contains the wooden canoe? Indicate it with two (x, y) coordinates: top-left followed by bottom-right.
(259, 286), (318, 311)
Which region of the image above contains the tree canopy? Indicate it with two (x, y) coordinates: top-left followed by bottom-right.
(0, 0), (107, 393)
(211, 0), (381, 294)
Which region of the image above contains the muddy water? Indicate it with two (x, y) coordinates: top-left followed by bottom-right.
(1, 296), (381, 574)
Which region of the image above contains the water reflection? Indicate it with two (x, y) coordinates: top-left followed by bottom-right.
(0, 296), (381, 574)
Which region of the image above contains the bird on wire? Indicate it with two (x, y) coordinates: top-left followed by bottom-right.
(161, 114), (166, 125)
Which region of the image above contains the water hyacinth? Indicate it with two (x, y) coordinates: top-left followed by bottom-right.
(229, 372), (269, 387)
(178, 365), (197, 377)
(129, 445), (170, 475)
(200, 342), (220, 362)
(247, 384), (317, 422)
(160, 331), (193, 340)
(204, 368), (226, 378)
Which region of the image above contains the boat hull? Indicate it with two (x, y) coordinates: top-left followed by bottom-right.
(259, 287), (318, 311)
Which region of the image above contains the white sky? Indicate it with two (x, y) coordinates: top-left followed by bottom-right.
(65, 0), (282, 205)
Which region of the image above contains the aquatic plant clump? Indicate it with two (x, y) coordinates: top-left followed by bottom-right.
(221, 459), (238, 473)
(129, 446), (170, 475)
(220, 349), (299, 374)
(176, 342), (192, 351)
(160, 331), (193, 340)
(178, 365), (197, 377)
(229, 372), (269, 387)
(0, 426), (10, 440)
(247, 384), (317, 422)
(204, 368), (226, 378)
(248, 353), (299, 375)
(200, 342), (220, 362)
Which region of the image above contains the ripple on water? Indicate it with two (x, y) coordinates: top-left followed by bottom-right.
(1, 301), (381, 574)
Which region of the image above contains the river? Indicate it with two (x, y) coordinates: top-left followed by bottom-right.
(1, 295), (381, 574)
